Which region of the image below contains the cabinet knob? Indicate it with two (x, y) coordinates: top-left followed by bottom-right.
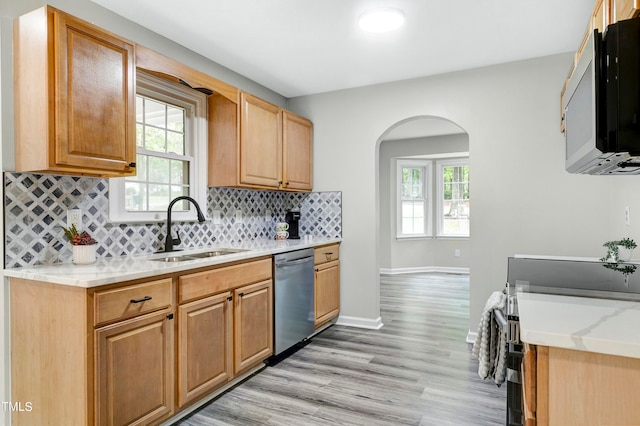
(315, 268), (319, 272)
(166, 313), (174, 320)
(130, 296), (152, 304)
(129, 162), (136, 168)
(285, 182), (289, 186)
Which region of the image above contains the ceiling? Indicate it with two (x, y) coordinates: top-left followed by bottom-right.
(92, 0), (594, 98)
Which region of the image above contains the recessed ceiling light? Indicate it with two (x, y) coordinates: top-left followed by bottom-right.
(358, 8), (405, 33)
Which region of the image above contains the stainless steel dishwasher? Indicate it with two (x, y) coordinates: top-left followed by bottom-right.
(273, 248), (315, 357)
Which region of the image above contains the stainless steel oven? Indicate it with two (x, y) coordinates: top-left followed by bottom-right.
(504, 255), (640, 425)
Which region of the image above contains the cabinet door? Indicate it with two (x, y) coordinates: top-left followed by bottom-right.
(613, 0), (640, 21)
(54, 9), (136, 174)
(96, 310), (174, 426)
(314, 260), (340, 327)
(282, 111), (313, 191)
(178, 292), (233, 407)
(234, 280), (273, 373)
(240, 93), (282, 188)
(521, 344), (538, 425)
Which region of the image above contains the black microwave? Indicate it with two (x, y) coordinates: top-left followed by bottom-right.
(564, 18), (640, 175)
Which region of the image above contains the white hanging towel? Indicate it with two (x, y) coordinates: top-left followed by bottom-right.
(471, 290), (507, 385)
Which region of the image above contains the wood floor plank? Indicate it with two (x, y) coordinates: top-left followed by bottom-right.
(174, 273), (506, 425)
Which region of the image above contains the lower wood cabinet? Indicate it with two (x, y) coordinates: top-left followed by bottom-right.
(10, 256), (274, 426)
(525, 344), (640, 425)
(96, 310), (174, 426)
(177, 292), (233, 408)
(234, 280), (273, 373)
(177, 258), (273, 408)
(314, 244), (341, 328)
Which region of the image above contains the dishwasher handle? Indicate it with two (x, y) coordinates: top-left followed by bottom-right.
(275, 256), (314, 267)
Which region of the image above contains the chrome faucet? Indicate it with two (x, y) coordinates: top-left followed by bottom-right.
(164, 196), (206, 252)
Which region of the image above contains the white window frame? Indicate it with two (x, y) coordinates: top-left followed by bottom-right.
(396, 159), (432, 239)
(109, 71), (208, 223)
(436, 158), (470, 239)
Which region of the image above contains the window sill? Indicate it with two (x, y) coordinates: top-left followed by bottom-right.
(436, 235), (470, 240)
(396, 235), (434, 241)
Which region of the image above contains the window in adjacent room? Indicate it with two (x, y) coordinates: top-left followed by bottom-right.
(109, 71), (208, 223)
(437, 159), (470, 237)
(396, 160), (432, 238)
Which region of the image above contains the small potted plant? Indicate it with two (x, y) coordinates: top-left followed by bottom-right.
(601, 238), (637, 263)
(63, 224), (97, 264)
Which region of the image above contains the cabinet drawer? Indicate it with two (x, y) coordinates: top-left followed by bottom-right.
(314, 244), (340, 265)
(179, 258), (272, 303)
(94, 278), (172, 326)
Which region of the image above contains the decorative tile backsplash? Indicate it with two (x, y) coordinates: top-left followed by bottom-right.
(4, 172), (342, 268)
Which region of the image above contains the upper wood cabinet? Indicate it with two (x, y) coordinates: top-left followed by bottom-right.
(209, 91), (313, 191)
(283, 111), (313, 191)
(612, 0), (640, 22)
(240, 93), (283, 188)
(14, 6), (136, 177)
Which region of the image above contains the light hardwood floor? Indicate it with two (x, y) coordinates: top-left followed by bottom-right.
(174, 273), (506, 425)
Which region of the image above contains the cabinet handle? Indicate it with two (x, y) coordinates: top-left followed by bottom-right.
(227, 296), (233, 301)
(315, 268), (319, 272)
(325, 252), (333, 255)
(166, 313), (174, 320)
(129, 162), (136, 168)
(239, 292), (245, 297)
(130, 296), (152, 304)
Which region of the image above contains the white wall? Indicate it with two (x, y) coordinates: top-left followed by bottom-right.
(379, 132), (470, 271)
(289, 53), (614, 331)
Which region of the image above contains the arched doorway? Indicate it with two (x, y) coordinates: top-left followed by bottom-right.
(377, 116), (470, 275)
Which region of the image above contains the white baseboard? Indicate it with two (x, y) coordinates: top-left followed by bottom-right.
(379, 266), (470, 275)
(336, 315), (384, 330)
(466, 330), (478, 344)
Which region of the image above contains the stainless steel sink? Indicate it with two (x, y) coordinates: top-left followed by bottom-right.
(151, 256), (192, 263)
(186, 249), (246, 258)
(149, 248), (247, 262)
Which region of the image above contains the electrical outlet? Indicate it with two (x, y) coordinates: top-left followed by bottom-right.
(625, 206), (631, 226)
(212, 209), (222, 225)
(67, 209), (82, 231)
(235, 209), (243, 223)
(265, 209), (272, 219)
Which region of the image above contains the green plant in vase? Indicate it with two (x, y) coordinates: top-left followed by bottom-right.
(62, 224), (96, 245)
(601, 238), (637, 263)
(62, 224), (97, 264)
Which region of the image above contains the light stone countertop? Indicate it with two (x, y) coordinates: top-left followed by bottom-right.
(518, 291), (640, 359)
(3, 237), (341, 288)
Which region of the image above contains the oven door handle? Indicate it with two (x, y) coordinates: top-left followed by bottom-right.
(494, 309), (507, 328)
